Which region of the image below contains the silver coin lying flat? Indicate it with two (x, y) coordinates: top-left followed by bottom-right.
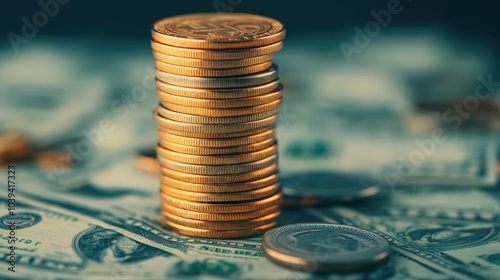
(281, 172), (379, 204)
(262, 223), (390, 272)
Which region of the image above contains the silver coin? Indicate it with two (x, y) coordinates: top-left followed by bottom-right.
(281, 172), (379, 203)
(261, 223), (390, 272)
(155, 65), (278, 89)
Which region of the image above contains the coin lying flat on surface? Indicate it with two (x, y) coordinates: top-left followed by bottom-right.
(281, 172), (380, 204)
(262, 223), (391, 272)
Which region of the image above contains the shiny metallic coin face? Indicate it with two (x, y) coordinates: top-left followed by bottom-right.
(152, 13), (285, 49)
(262, 223), (391, 272)
(281, 172), (380, 203)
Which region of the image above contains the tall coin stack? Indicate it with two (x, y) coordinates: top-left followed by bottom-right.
(150, 13), (285, 238)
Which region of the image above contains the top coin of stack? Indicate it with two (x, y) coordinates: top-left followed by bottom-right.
(150, 13), (285, 239)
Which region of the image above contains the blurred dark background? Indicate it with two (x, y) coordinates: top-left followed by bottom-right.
(2, 0), (500, 47)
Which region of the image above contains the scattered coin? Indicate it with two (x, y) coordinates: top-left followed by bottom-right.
(262, 223), (391, 272)
(281, 172), (380, 204)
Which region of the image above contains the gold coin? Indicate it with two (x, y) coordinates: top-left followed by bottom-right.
(162, 99), (281, 117)
(155, 65), (278, 89)
(162, 211), (280, 230)
(158, 125), (274, 139)
(159, 138), (275, 155)
(152, 13), (285, 49)
(155, 113), (277, 134)
(153, 52), (273, 68)
(160, 164), (278, 184)
(155, 61), (272, 77)
(162, 182), (280, 202)
(157, 86), (282, 108)
(158, 129), (275, 147)
(157, 154), (277, 175)
(151, 41), (283, 60)
(157, 144), (277, 165)
(160, 173), (279, 192)
(160, 192), (281, 213)
(162, 218), (277, 238)
(162, 204), (280, 221)
(155, 80), (280, 99)
(157, 106), (277, 124)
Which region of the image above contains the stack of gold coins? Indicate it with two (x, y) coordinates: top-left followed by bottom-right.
(150, 13), (285, 239)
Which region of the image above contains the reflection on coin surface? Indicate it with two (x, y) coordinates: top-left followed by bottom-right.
(262, 223), (390, 272)
(152, 13), (285, 49)
(281, 172), (379, 203)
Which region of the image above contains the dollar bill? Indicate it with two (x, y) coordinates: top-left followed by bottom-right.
(0, 186), (456, 280)
(307, 186), (500, 280)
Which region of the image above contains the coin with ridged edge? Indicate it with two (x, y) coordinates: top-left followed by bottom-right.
(158, 129), (275, 147)
(157, 144), (277, 165)
(157, 107), (277, 124)
(262, 223), (391, 272)
(158, 125), (274, 139)
(157, 154), (277, 175)
(160, 192), (281, 213)
(153, 52), (273, 68)
(155, 65), (278, 89)
(160, 173), (279, 193)
(163, 218), (277, 238)
(155, 113), (277, 134)
(162, 211), (280, 230)
(162, 99), (281, 117)
(159, 138), (275, 155)
(158, 86), (282, 108)
(152, 13), (285, 49)
(155, 61), (272, 77)
(162, 204), (280, 222)
(160, 164), (278, 184)
(155, 80), (280, 99)
(162, 182), (280, 202)
(151, 41), (283, 60)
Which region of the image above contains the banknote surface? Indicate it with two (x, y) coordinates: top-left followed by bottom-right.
(0, 33), (499, 279)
